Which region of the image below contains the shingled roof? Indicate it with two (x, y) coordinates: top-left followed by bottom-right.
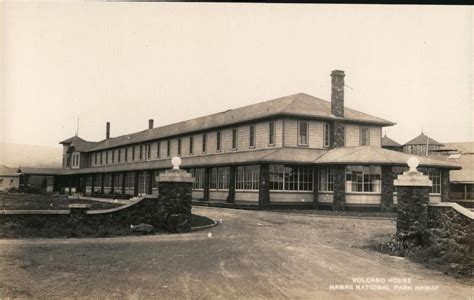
(404, 133), (442, 146)
(315, 146), (460, 169)
(381, 135), (401, 147)
(69, 93), (395, 152)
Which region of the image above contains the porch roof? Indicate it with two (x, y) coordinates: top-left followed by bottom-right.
(57, 146), (459, 175)
(315, 146), (461, 169)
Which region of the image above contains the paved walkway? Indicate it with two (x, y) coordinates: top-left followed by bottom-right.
(0, 207), (471, 299)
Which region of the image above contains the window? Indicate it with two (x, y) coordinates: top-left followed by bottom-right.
(94, 153), (98, 165)
(249, 125), (255, 148)
(324, 123), (330, 147)
(216, 132), (221, 151)
(104, 174), (112, 188)
(114, 173), (123, 191)
(360, 127), (370, 146)
(189, 137), (193, 155)
(105, 151), (109, 164)
(139, 145), (143, 160)
(269, 121), (275, 145)
(319, 167), (334, 192)
(100, 152), (103, 164)
(118, 149), (121, 163)
(202, 134), (207, 153)
(157, 142), (160, 158)
(147, 144), (151, 159)
(232, 128), (238, 150)
(112, 150), (115, 163)
(167, 140), (171, 157)
(209, 167), (230, 190)
(298, 121), (308, 145)
(178, 139), (182, 155)
(420, 168), (441, 194)
(235, 165), (260, 190)
(125, 172), (134, 188)
(132, 147), (135, 160)
(345, 166), (381, 193)
(191, 168), (205, 189)
(125, 148), (128, 162)
(269, 164), (313, 191)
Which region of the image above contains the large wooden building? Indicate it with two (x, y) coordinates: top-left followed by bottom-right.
(52, 70), (459, 210)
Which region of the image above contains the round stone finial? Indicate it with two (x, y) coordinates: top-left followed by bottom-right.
(407, 157), (419, 172)
(171, 156), (182, 170)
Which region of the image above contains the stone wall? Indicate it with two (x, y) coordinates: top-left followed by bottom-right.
(381, 166), (395, 212)
(427, 203), (473, 276)
(0, 197), (168, 237)
(332, 166), (345, 211)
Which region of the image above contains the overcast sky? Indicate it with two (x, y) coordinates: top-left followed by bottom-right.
(2, 3), (472, 148)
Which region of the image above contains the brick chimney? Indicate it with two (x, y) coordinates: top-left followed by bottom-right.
(331, 70), (345, 117)
(106, 122), (110, 139)
(148, 119), (154, 130)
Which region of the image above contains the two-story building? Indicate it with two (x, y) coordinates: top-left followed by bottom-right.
(54, 70), (460, 211)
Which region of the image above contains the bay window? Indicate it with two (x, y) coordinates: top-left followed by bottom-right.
(319, 167), (334, 192)
(345, 165), (381, 193)
(190, 168), (205, 190)
(420, 167), (441, 194)
(235, 165), (260, 190)
(209, 167), (230, 190)
(269, 164), (313, 191)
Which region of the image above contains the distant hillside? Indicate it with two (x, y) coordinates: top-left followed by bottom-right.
(0, 143), (62, 168)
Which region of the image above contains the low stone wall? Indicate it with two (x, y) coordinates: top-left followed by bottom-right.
(427, 203), (473, 276)
(0, 195), (191, 237)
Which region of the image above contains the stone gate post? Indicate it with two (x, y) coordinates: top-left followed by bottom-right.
(394, 157), (432, 245)
(157, 157), (194, 233)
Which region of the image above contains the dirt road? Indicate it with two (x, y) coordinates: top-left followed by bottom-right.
(0, 207), (471, 299)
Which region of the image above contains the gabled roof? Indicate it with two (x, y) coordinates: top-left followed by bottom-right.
(404, 133), (442, 146)
(59, 136), (98, 152)
(381, 135), (401, 147)
(81, 93), (395, 152)
(315, 146), (460, 169)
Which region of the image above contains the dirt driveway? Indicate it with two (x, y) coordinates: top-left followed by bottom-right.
(0, 207), (472, 299)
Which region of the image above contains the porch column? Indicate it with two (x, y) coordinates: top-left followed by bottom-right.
(134, 171), (139, 196)
(332, 165), (345, 211)
(110, 172), (115, 195)
(68, 176), (72, 196)
(100, 173), (105, 194)
(441, 169), (450, 202)
(147, 170), (154, 195)
(203, 167), (210, 201)
(381, 165), (395, 212)
(91, 174), (96, 196)
(121, 172), (126, 195)
(227, 166), (236, 204)
(258, 164), (270, 208)
(312, 166), (319, 209)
